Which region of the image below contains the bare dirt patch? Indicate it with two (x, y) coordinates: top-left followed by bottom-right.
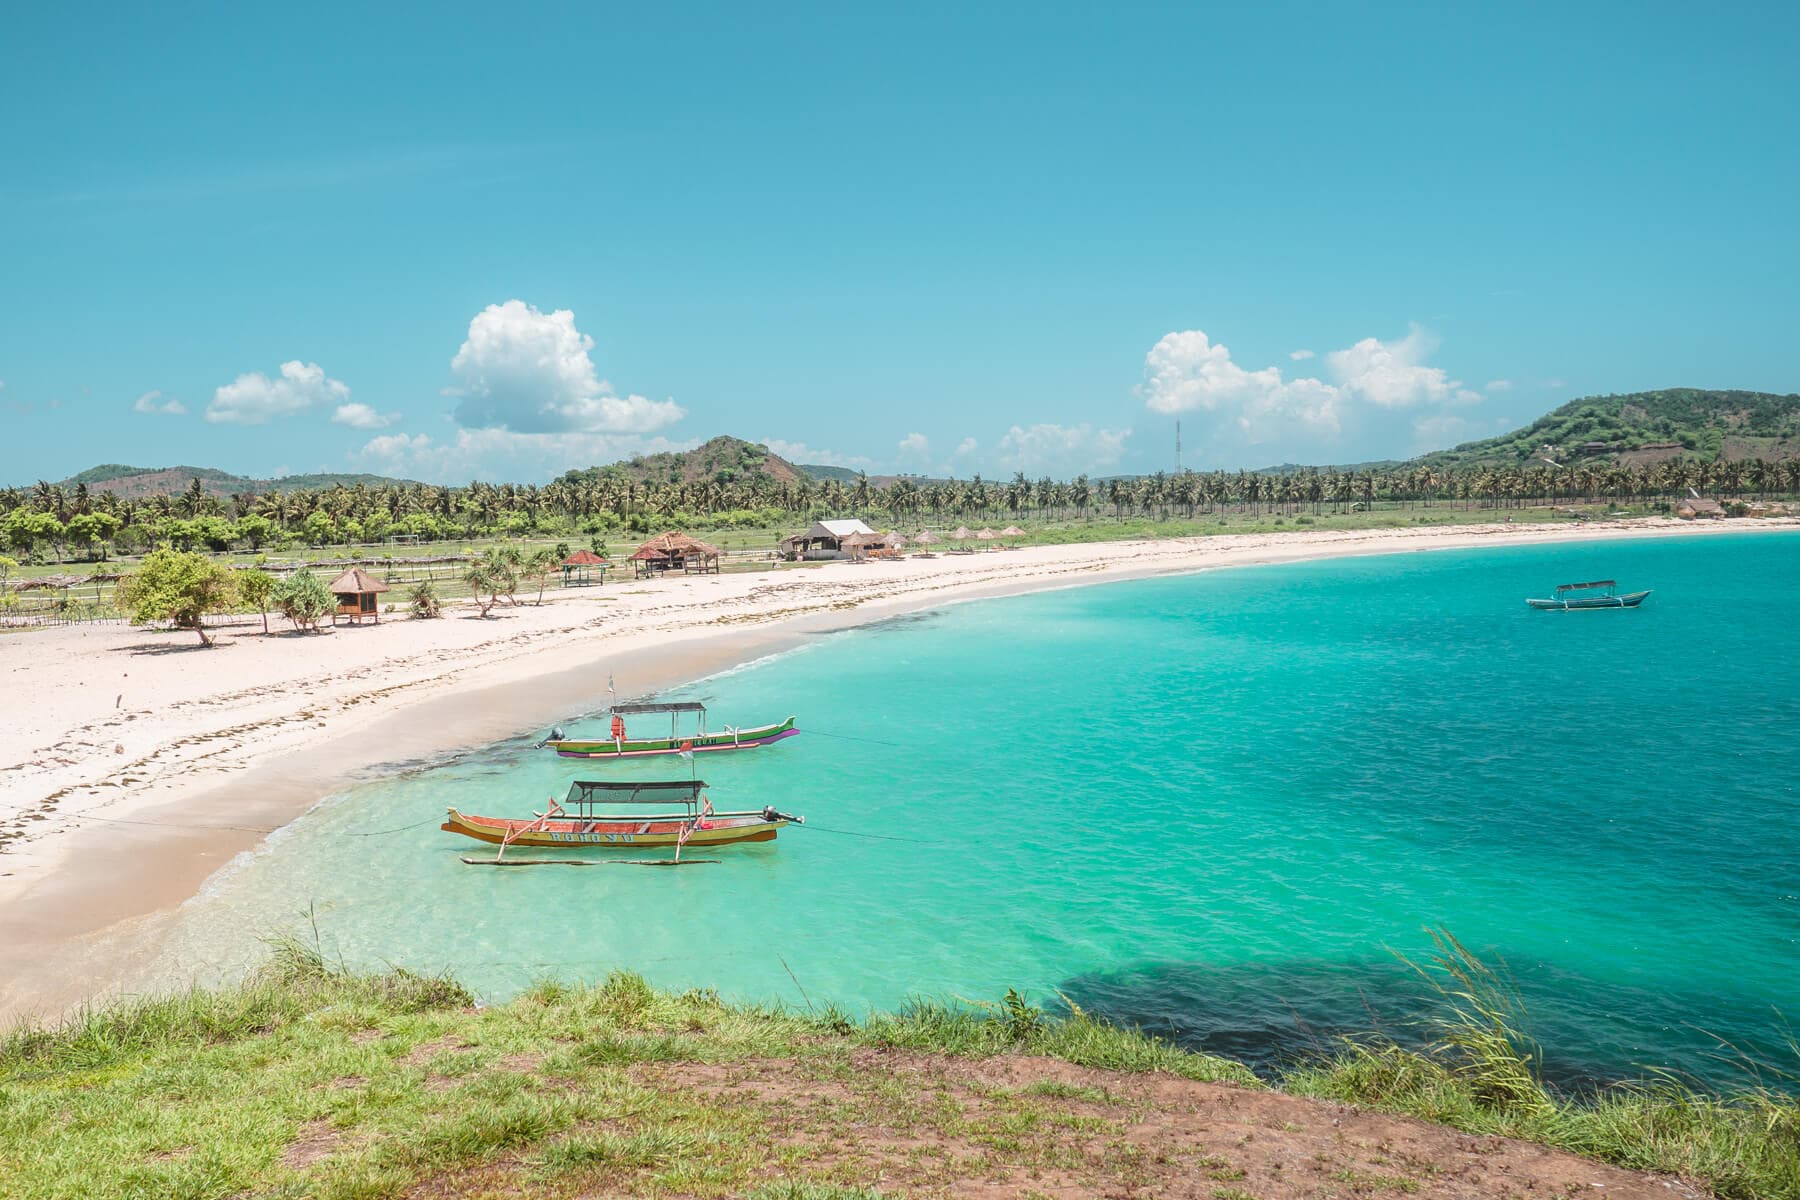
(632, 1050), (1695, 1199)
(281, 1119), (341, 1169)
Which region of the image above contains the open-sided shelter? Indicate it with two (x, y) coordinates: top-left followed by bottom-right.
(327, 567), (390, 625)
(560, 549), (608, 586)
(630, 531), (722, 577)
(779, 519), (877, 561)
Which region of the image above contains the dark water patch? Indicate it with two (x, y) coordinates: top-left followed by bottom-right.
(1057, 957), (1798, 1096)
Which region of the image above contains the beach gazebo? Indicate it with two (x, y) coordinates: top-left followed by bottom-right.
(911, 529), (939, 559)
(560, 549), (608, 587)
(630, 531), (722, 578)
(327, 567), (390, 625)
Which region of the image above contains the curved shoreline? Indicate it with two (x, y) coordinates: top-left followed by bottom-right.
(2, 517), (1794, 1023)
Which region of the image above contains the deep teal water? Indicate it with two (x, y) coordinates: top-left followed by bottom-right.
(164, 533), (1800, 1091)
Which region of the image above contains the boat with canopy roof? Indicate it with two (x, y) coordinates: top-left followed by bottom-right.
(539, 702), (797, 759)
(1525, 580), (1651, 610)
(443, 779), (804, 865)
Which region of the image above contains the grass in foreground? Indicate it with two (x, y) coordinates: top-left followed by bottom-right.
(3, 935), (1796, 1198)
(1281, 932), (1800, 1200)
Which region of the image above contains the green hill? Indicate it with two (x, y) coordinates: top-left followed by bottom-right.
(56, 465), (419, 499)
(1416, 388), (1800, 469)
(556, 435), (809, 488)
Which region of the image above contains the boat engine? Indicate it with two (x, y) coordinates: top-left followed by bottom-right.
(533, 726), (566, 749)
(761, 806), (804, 825)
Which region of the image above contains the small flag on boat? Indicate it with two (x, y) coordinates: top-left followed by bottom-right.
(677, 740), (695, 761)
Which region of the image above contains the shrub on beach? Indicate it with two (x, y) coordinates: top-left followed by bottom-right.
(116, 545), (239, 646)
(410, 580), (442, 619)
(272, 569), (333, 633)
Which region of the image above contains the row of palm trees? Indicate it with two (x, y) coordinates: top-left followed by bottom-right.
(6, 455), (1799, 541)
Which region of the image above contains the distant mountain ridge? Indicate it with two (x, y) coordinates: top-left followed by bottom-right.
(41, 390), (1800, 497)
(57, 464), (419, 499)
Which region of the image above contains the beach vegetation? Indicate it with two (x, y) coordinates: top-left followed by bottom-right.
(272, 568), (334, 633)
(409, 578), (442, 618)
(116, 545), (240, 645)
(238, 566), (276, 634)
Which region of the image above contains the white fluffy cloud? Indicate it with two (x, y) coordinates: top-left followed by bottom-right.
(762, 438), (874, 471)
(1486, 379), (1514, 391)
(331, 402), (400, 430)
(996, 423), (1130, 475)
(897, 432), (930, 457)
(955, 437), (977, 457)
(1326, 325), (1478, 408)
(1141, 325), (1490, 458)
(133, 389), (187, 415)
(357, 429), (694, 484)
(448, 300), (683, 435)
(207, 361), (349, 425)
(1142, 330), (1342, 441)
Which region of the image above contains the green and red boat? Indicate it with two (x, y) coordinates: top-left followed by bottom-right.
(539, 702), (799, 759)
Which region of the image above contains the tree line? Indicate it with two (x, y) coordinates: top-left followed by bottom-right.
(6, 455), (1799, 562)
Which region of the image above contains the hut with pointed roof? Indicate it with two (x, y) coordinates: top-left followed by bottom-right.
(327, 567), (390, 625)
(560, 549), (608, 587)
(630, 531), (722, 578)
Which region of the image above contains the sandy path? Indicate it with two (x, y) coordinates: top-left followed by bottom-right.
(1, 517), (1791, 1022)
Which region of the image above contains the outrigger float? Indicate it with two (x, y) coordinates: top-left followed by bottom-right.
(443, 779), (804, 867)
(538, 702), (798, 759)
(1525, 580), (1652, 611)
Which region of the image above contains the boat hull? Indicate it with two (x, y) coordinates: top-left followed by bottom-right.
(1525, 590), (1651, 610)
(547, 717), (798, 759)
(441, 808), (786, 848)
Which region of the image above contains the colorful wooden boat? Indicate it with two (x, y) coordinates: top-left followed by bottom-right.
(540, 702), (798, 759)
(443, 779), (803, 864)
(1526, 580), (1651, 610)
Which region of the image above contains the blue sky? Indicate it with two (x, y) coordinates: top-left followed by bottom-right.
(3, 2), (1796, 486)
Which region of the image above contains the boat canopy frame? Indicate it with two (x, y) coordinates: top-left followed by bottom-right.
(608, 701), (709, 738)
(564, 779), (707, 808)
(1555, 580), (1618, 594)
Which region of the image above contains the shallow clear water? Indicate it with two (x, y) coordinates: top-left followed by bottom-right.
(166, 532), (1800, 1091)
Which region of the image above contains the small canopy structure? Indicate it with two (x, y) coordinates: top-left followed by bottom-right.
(630, 531), (721, 577)
(327, 567), (390, 625)
(779, 518), (877, 560)
(912, 530), (938, 545)
(975, 528), (998, 544)
(840, 530), (904, 561)
(1001, 525), (1025, 537)
(560, 548), (608, 587)
(949, 525), (973, 540)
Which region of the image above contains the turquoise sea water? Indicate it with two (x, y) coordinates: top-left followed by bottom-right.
(167, 533), (1800, 1091)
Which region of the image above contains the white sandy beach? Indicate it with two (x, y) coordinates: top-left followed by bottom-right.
(1, 517), (1791, 1023)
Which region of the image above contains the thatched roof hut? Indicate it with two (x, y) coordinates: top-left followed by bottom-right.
(327, 568), (390, 624)
(779, 519), (876, 560)
(630, 532), (721, 577)
(1675, 497), (1726, 520)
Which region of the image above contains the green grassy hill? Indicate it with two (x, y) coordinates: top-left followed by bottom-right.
(56, 465), (418, 499)
(557, 436), (810, 489)
(1416, 388), (1800, 469)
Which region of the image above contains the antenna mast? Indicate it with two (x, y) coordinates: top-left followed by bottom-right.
(1176, 420), (1182, 472)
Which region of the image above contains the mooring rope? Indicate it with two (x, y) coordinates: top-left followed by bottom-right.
(800, 822), (940, 846)
(799, 728), (907, 749)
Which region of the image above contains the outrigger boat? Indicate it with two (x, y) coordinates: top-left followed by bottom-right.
(443, 779), (804, 866)
(539, 702), (798, 759)
(1526, 580), (1651, 611)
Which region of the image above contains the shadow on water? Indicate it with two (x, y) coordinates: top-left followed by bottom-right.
(1056, 957), (1797, 1096)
